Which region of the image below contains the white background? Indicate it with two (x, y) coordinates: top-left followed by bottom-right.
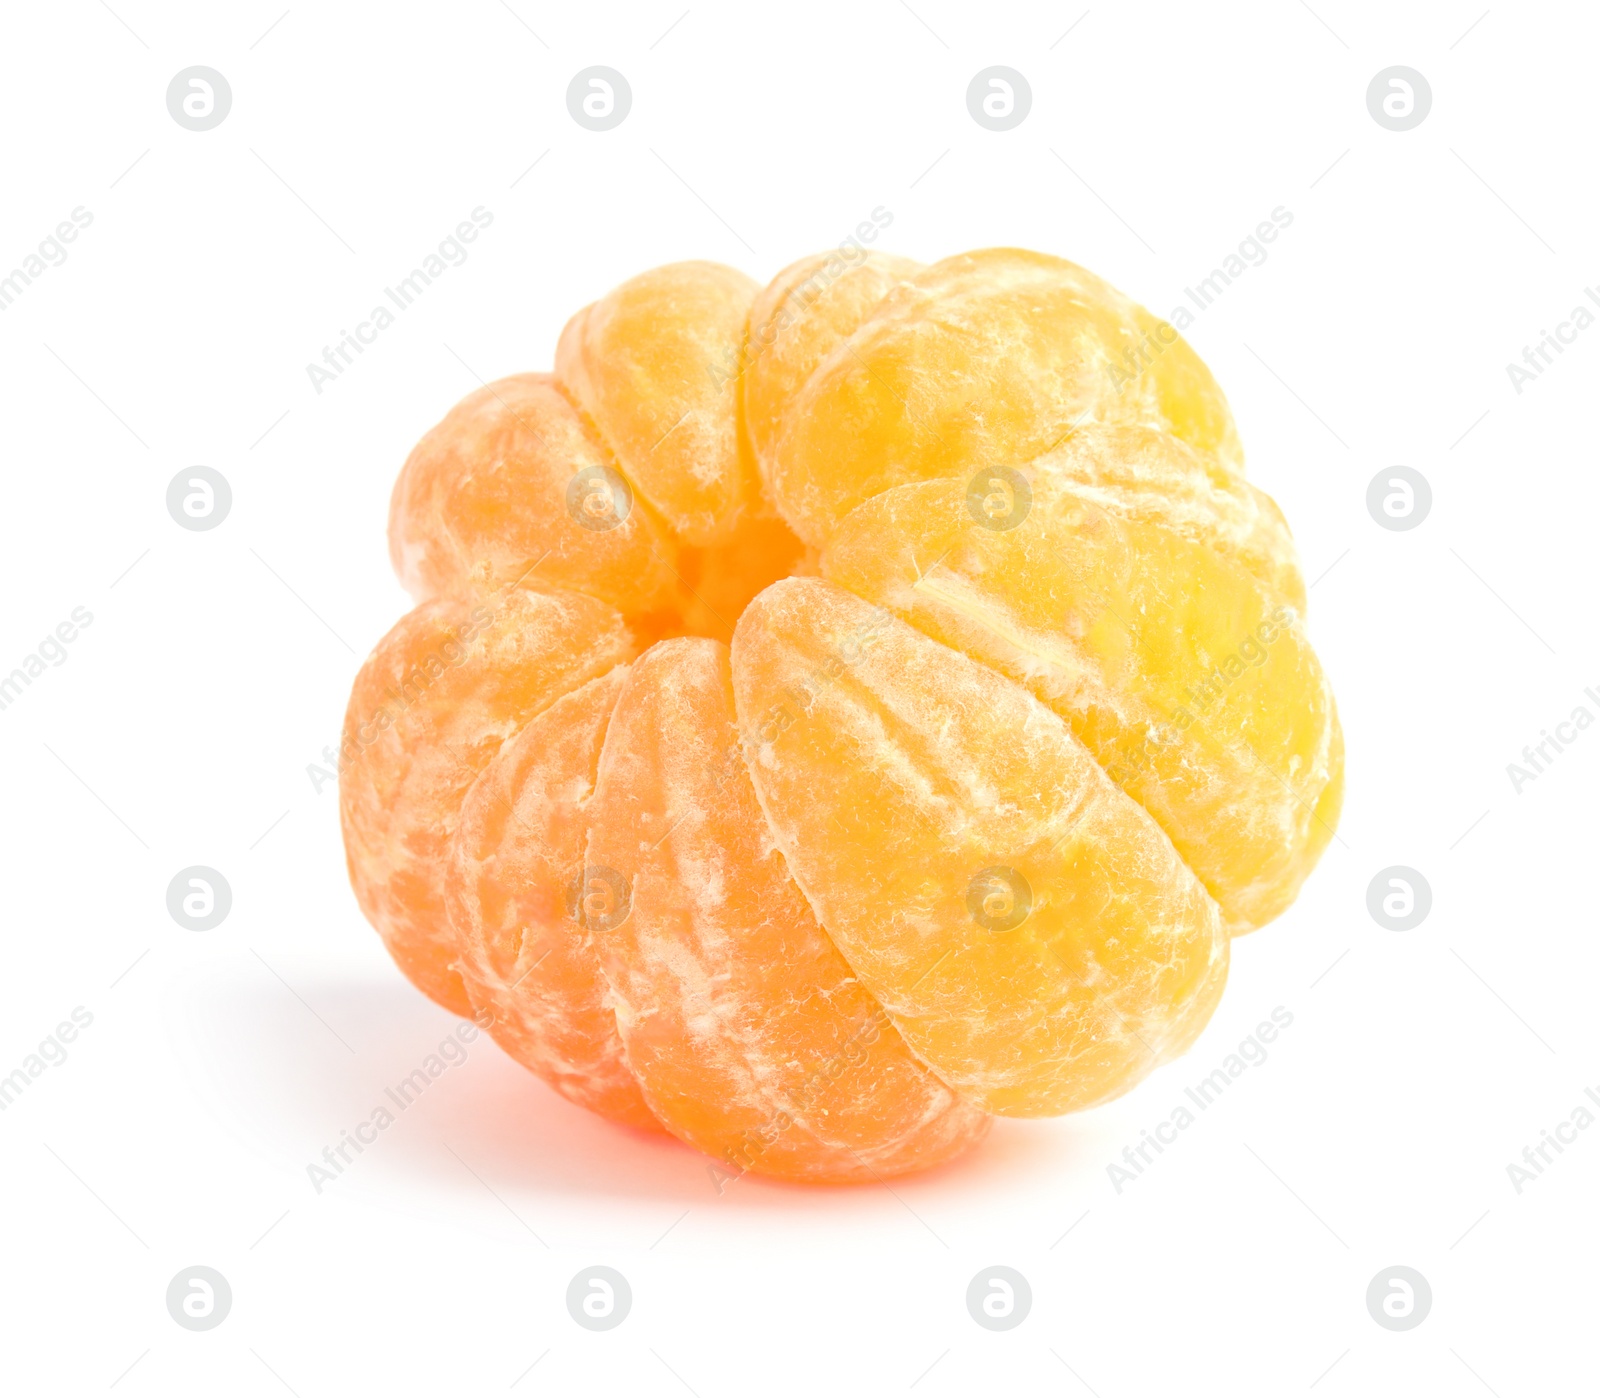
(1, 1), (1595, 1394)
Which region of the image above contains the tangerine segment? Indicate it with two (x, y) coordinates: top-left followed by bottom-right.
(765, 248), (1243, 548)
(1128, 305), (1245, 476)
(340, 584), (634, 1016)
(1023, 425), (1304, 607)
(731, 578), (1228, 1117)
(821, 452), (1342, 932)
(448, 667), (662, 1131)
(742, 249), (921, 486)
(585, 637), (990, 1181)
(556, 261), (760, 547)
(387, 372), (678, 615)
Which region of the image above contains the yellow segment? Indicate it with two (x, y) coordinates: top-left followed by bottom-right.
(743, 249), (921, 496)
(731, 578), (1228, 1117)
(766, 248), (1242, 548)
(556, 260), (760, 546)
(822, 426), (1342, 931)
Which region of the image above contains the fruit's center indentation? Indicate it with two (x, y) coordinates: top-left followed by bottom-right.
(628, 515), (811, 647)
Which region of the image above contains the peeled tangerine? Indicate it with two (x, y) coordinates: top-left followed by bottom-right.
(340, 248), (1342, 1183)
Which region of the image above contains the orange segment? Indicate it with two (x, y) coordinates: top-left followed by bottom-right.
(731, 578), (1228, 1117)
(387, 372), (677, 615)
(340, 584), (633, 1016)
(448, 667), (661, 1131)
(743, 249), (920, 494)
(555, 261), (760, 546)
(1019, 424), (1302, 604)
(585, 637), (989, 1180)
(766, 248), (1242, 547)
(1129, 305), (1244, 470)
(821, 431), (1342, 931)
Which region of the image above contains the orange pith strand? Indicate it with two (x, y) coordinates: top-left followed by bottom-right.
(340, 249), (1342, 1183)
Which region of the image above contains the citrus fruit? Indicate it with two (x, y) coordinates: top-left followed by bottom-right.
(340, 250), (1342, 1182)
